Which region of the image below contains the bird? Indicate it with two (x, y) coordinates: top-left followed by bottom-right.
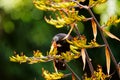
(51, 33), (72, 70)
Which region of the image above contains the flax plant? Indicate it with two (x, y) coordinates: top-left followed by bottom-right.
(10, 0), (120, 80)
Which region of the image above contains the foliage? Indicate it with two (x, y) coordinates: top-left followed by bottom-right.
(8, 0), (120, 80)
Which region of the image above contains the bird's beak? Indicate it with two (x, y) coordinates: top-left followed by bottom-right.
(49, 41), (57, 54)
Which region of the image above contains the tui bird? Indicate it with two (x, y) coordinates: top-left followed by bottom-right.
(51, 33), (72, 70)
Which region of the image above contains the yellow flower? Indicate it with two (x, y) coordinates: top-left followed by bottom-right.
(33, 0), (78, 11)
(10, 54), (28, 63)
(105, 15), (120, 27)
(33, 50), (43, 57)
(67, 36), (103, 49)
(61, 51), (81, 62)
(45, 9), (85, 28)
(42, 68), (64, 80)
(89, 0), (107, 7)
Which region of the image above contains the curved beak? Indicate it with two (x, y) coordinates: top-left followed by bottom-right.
(49, 41), (57, 54)
(49, 41), (62, 54)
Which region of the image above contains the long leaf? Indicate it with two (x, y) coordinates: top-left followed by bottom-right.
(81, 48), (86, 70)
(105, 47), (111, 75)
(91, 19), (97, 41)
(102, 29), (120, 41)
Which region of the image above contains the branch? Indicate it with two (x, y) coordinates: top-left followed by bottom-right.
(73, 0), (119, 77)
(87, 8), (120, 78)
(74, 24), (94, 76)
(65, 62), (81, 80)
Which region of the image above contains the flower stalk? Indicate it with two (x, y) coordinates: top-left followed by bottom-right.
(87, 7), (120, 78)
(10, 0), (120, 79)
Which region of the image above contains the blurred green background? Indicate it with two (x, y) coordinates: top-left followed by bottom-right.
(0, 0), (120, 80)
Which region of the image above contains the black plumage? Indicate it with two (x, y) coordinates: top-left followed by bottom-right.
(52, 33), (72, 70)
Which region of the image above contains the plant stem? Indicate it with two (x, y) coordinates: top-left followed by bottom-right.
(87, 8), (120, 78)
(65, 62), (81, 80)
(85, 50), (94, 75)
(74, 24), (94, 76)
(73, 0), (119, 77)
